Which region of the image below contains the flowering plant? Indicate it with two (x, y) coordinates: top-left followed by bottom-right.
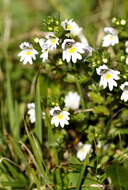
(2, 15), (128, 190)
(18, 16), (128, 190)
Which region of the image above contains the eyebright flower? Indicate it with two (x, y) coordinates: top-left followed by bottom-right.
(18, 42), (38, 64)
(62, 39), (85, 63)
(120, 19), (126, 25)
(64, 91), (80, 110)
(102, 58), (108, 63)
(50, 106), (70, 128)
(27, 103), (36, 123)
(79, 33), (89, 45)
(102, 27), (119, 47)
(27, 103), (46, 123)
(45, 32), (59, 50)
(39, 38), (49, 62)
(126, 56), (128, 64)
(76, 142), (92, 161)
(125, 41), (128, 54)
(96, 64), (120, 91)
(39, 33), (59, 62)
(49, 106), (61, 116)
(61, 19), (82, 37)
(120, 82), (128, 102)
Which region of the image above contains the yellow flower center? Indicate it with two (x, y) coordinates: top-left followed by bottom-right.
(104, 73), (112, 80)
(109, 35), (114, 40)
(79, 147), (85, 154)
(51, 39), (57, 45)
(57, 114), (64, 120)
(68, 47), (77, 53)
(26, 51), (33, 55)
(67, 25), (72, 30)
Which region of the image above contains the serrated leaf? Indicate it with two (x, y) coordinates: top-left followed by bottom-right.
(88, 92), (104, 104)
(94, 106), (109, 116)
(64, 74), (76, 83)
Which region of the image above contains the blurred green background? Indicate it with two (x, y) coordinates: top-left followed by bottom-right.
(1, 0), (128, 44)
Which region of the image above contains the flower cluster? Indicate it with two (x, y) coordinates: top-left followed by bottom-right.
(96, 64), (128, 102)
(49, 91), (80, 127)
(19, 20), (128, 129)
(18, 19), (93, 65)
(17, 17), (128, 186)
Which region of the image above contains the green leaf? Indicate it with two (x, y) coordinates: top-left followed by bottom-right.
(67, 172), (80, 186)
(82, 177), (103, 190)
(88, 92), (104, 104)
(68, 156), (81, 165)
(106, 162), (128, 189)
(35, 78), (42, 144)
(64, 74), (76, 83)
(94, 106), (109, 116)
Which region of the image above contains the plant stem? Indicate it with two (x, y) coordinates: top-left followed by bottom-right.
(75, 78), (86, 109)
(76, 157), (88, 190)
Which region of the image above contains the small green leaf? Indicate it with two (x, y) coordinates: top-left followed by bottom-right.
(88, 92), (104, 104)
(94, 106), (109, 116)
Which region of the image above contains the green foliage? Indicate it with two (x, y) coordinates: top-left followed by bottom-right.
(106, 162), (128, 189)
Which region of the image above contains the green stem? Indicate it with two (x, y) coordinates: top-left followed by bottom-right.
(35, 78), (42, 144)
(76, 157), (88, 190)
(75, 78), (86, 109)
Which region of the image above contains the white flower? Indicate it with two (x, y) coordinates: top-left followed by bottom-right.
(76, 142), (92, 161)
(27, 103), (36, 123)
(61, 19), (89, 45)
(27, 103), (46, 123)
(120, 82), (128, 102)
(125, 41), (128, 54)
(18, 42), (38, 64)
(104, 27), (117, 34)
(96, 64), (120, 91)
(45, 32), (59, 50)
(83, 45), (94, 57)
(64, 91), (80, 110)
(102, 27), (119, 47)
(97, 141), (102, 148)
(79, 33), (89, 45)
(49, 106), (61, 116)
(102, 58), (108, 63)
(39, 33), (59, 62)
(62, 39), (85, 63)
(126, 56), (128, 64)
(39, 38), (49, 62)
(120, 19), (126, 25)
(42, 112), (46, 119)
(50, 106), (70, 128)
(40, 50), (48, 62)
(20, 42), (30, 49)
(61, 19), (82, 37)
